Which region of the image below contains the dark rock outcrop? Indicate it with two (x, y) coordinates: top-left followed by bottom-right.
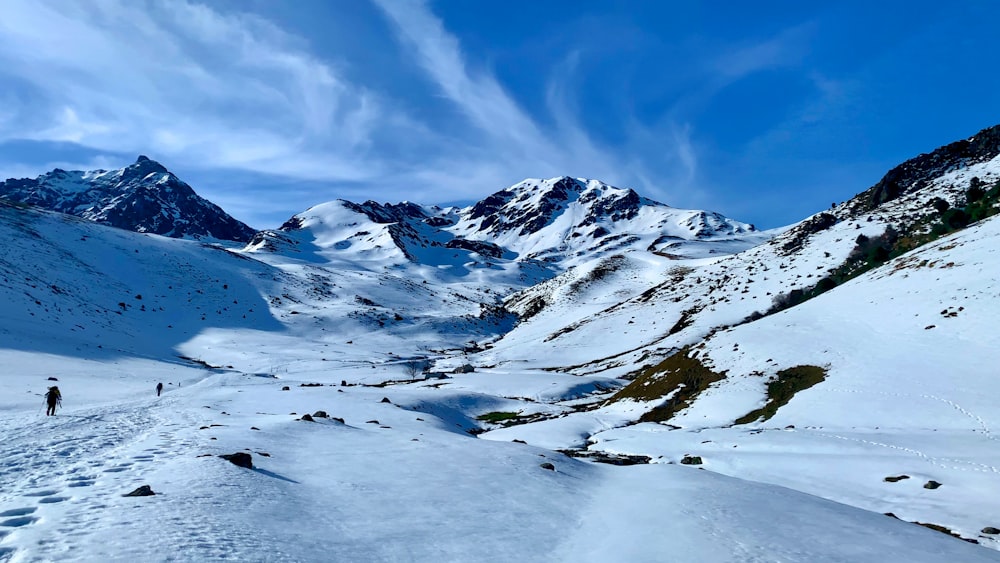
(219, 452), (253, 469)
(857, 124), (1000, 213)
(123, 485), (156, 497)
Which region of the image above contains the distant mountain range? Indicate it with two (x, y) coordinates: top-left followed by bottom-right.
(1, 157), (764, 270)
(248, 176), (763, 272)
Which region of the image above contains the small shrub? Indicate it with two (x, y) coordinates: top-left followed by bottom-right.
(941, 208), (969, 230)
(929, 197), (950, 213)
(402, 359), (428, 378)
(966, 181), (985, 204)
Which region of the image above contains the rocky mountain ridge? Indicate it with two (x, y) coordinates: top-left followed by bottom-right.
(249, 175), (763, 272)
(0, 156), (256, 242)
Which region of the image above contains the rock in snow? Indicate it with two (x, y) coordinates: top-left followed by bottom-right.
(122, 485), (156, 497)
(219, 453), (253, 469)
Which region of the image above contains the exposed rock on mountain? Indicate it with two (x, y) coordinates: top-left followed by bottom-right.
(0, 156), (256, 242)
(247, 175), (761, 271)
(854, 124), (1000, 212)
(478, 123), (1000, 383)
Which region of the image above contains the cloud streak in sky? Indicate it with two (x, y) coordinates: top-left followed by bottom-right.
(0, 0), (819, 226)
(0, 0), (383, 182)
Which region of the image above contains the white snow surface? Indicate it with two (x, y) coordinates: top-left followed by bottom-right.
(3, 158), (1000, 560)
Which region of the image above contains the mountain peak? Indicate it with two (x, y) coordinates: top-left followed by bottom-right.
(128, 155), (169, 176)
(0, 159), (256, 242)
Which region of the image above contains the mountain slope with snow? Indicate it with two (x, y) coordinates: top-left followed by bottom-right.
(3, 125), (1000, 559)
(0, 156), (256, 242)
(248, 176), (764, 272)
(477, 125), (1000, 378)
(581, 213), (1000, 547)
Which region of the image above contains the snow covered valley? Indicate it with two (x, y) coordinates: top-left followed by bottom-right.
(3, 147), (1000, 561)
(2, 354), (997, 562)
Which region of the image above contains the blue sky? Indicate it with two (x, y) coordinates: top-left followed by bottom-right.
(0, 0), (997, 229)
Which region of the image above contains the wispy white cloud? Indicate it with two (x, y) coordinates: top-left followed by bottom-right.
(371, 0), (666, 199)
(0, 0), (386, 182)
(0, 0), (817, 227)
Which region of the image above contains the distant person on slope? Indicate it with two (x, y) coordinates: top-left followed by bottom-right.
(44, 386), (61, 416)
(156, 382), (163, 397)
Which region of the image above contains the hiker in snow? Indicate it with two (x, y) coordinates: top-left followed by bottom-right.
(44, 386), (61, 416)
(156, 382), (163, 397)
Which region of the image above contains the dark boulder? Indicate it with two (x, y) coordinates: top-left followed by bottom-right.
(219, 452), (253, 469)
(313, 411), (328, 418)
(540, 462), (555, 471)
(884, 475), (910, 483)
(300, 414), (315, 422)
(924, 480), (942, 489)
(680, 455), (703, 465)
(982, 527), (1000, 535)
(123, 485), (156, 497)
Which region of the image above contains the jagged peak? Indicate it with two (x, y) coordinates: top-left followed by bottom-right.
(127, 155), (169, 176)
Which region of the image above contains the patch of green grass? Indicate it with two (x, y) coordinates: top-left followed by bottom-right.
(734, 365), (827, 424)
(609, 347), (726, 423)
(476, 411), (520, 423)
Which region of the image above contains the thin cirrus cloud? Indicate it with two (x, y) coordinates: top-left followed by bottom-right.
(0, 0), (384, 183)
(369, 0), (690, 204)
(0, 0), (817, 227)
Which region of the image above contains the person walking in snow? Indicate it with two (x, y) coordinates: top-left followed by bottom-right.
(156, 382), (163, 397)
(44, 386), (61, 416)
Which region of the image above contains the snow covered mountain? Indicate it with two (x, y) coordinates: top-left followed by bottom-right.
(248, 176), (763, 271)
(3, 125), (1000, 560)
(467, 124), (1000, 546)
(0, 156), (256, 242)
(484, 124), (1000, 377)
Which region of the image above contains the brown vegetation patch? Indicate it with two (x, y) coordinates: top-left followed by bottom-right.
(609, 347), (726, 423)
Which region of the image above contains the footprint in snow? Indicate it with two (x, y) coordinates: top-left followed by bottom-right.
(37, 496), (68, 504)
(66, 477), (95, 488)
(0, 508), (35, 518)
(22, 490), (59, 498)
(0, 515), (38, 528)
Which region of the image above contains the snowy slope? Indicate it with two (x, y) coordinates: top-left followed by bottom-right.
(475, 127), (1000, 378)
(579, 213), (1000, 547)
(467, 126), (1000, 548)
(3, 125), (1000, 560)
(1, 356), (996, 562)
